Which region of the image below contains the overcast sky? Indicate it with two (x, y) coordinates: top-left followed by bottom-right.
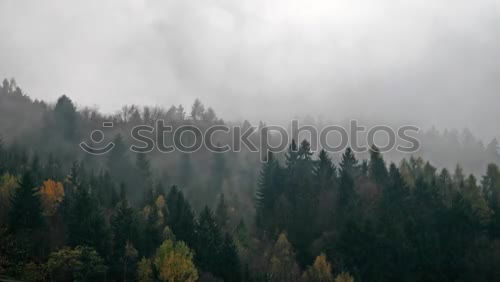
(0, 0), (499, 139)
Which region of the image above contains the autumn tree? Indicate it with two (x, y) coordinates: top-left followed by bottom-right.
(303, 253), (334, 282)
(39, 179), (65, 216)
(154, 239), (198, 282)
(267, 233), (301, 282)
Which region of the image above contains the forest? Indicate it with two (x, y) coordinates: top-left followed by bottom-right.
(1, 78), (500, 282)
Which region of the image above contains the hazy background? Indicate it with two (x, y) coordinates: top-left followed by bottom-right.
(1, 0), (499, 139)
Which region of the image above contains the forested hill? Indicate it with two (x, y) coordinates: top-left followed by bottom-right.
(1, 78), (500, 281)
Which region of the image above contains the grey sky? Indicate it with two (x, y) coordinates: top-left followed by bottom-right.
(0, 0), (499, 139)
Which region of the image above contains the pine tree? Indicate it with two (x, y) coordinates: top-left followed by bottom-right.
(110, 193), (139, 280)
(8, 171), (44, 233)
(339, 147), (359, 177)
(210, 151), (227, 204)
(190, 99), (205, 121)
(314, 149), (336, 191)
(178, 153), (193, 189)
(220, 233), (241, 282)
(255, 152), (282, 230)
(215, 193), (229, 230)
(166, 186), (196, 246)
(338, 148), (358, 215)
(195, 206), (224, 277)
(53, 95), (78, 141)
(369, 145), (388, 186)
(285, 139), (299, 170)
(66, 182), (109, 256)
(142, 204), (163, 257)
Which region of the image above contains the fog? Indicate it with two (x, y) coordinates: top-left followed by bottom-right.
(1, 0), (499, 139)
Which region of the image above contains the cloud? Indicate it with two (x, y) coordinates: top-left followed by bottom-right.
(0, 0), (499, 139)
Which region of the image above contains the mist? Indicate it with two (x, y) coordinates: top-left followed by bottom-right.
(1, 0), (499, 139)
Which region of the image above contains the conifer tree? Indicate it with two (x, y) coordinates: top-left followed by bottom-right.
(166, 186), (196, 246)
(195, 206), (225, 278)
(66, 182), (109, 256)
(314, 149), (336, 191)
(369, 145), (388, 186)
(339, 147), (359, 177)
(215, 193), (229, 230)
(110, 191), (139, 280)
(9, 171), (44, 233)
(220, 233), (241, 282)
(255, 152), (282, 230)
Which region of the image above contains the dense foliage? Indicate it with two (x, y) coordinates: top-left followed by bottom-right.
(1, 79), (500, 281)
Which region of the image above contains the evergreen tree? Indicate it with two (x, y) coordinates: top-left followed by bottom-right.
(195, 206), (225, 278)
(255, 152), (282, 231)
(66, 183), (109, 256)
(210, 151), (227, 204)
(190, 99), (205, 121)
(178, 153), (193, 189)
(53, 95), (78, 141)
(110, 193), (139, 280)
(339, 147), (359, 177)
(166, 186), (196, 246)
(314, 149), (336, 191)
(220, 233), (241, 282)
(215, 193), (229, 230)
(9, 171), (44, 233)
(142, 204), (164, 257)
(368, 145), (388, 186)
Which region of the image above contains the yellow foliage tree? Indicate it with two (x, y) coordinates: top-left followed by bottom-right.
(0, 173), (19, 221)
(154, 239), (198, 282)
(303, 253), (334, 282)
(335, 272), (354, 282)
(137, 257), (154, 282)
(268, 233), (301, 282)
(39, 179), (64, 216)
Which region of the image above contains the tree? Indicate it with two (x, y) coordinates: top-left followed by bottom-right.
(38, 179), (65, 216)
(110, 195), (139, 280)
(0, 173), (18, 222)
(255, 152), (282, 230)
(195, 207), (223, 270)
(202, 107), (217, 122)
(209, 151), (227, 205)
(178, 153), (193, 189)
(220, 233), (241, 282)
(166, 186), (196, 247)
(368, 145), (388, 186)
(9, 172), (44, 233)
(303, 254), (334, 282)
(154, 239), (198, 282)
(314, 149), (336, 191)
(53, 95), (78, 141)
(482, 164), (500, 236)
(267, 233), (301, 282)
(334, 272), (354, 282)
(215, 193), (229, 230)
(190, 99), (205, 120)
(339, 147), (359, 177)
(66, 183), (109, 256)
(46, 246), (107, 282)
(142, 204), (164, 257)
(137, 257), (154, 282)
